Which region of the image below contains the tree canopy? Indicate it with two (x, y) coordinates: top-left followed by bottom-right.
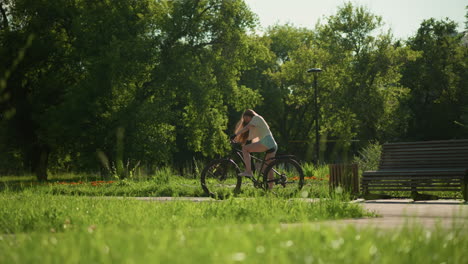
(1, 1), (467, 180)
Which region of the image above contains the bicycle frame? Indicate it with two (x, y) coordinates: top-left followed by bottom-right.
(229, 142), (276, 187)
(200, 140), (304, 197)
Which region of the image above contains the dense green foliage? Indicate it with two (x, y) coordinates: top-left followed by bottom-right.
(1, 1), (467, 180)
(400, 18), (468, 140)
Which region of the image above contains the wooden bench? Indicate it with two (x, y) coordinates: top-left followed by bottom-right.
(361, 139), (468, 200)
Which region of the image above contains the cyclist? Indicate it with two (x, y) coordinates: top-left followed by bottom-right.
(230, 109), (278, 186)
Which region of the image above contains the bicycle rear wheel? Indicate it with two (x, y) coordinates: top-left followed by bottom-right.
(263, 158), (304, 195)
(200, 158), (242, 199)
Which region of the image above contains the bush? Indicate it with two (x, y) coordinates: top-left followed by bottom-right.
(353, 142), (382, 172)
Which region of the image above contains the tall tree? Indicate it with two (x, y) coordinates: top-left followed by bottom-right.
(140, 0), (261, 166)
(0, 0), (262, 178)
(0, 0), (158, 179)
(401, 18), (468, 140)
(238, 24), (314, 153)
(315, 3), (416, 143)
(267, 3), (417, 161)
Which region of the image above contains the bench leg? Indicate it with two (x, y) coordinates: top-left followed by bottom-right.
(361, 186), (393, 200)
(411, 191), (438, 201)
(361, 184), (375, 200)
(361, 184), (368, 196)
(463, 172), (468, 202)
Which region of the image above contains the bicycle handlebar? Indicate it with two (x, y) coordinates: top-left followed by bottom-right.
(229, 139), (243, 153)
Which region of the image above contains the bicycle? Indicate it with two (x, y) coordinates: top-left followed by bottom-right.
(200, 140), (304, 198)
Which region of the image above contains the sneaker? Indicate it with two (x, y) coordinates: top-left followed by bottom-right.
(238, 171), (253, 178)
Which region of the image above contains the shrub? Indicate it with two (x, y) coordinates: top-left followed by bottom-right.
(353, 142), (382, 172)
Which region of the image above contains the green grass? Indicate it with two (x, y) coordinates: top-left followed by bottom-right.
(1, 172), (467, 263)
(0, 168), (332, 199)
(0, 192), (369, 234)
(2, 224), (467, 264)
(0, 174), (203, 197)
(1, 162), (463, 200)
(0, 193), (466, 263)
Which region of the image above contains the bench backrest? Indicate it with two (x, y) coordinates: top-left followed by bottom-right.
(379, 139), (468, 170)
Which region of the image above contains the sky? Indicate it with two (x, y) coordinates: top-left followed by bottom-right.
(243, 0), (467, 39)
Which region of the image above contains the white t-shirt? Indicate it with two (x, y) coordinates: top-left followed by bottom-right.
(247, 115), (272, 140)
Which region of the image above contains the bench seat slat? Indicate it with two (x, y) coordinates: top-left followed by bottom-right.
(380, 165), (467, 169)
(381, 156), (468, 161)
(362, 178), (462, 182)
(383, 140), (468, 147)
(363, 173), (463, 176)
(379, 166), (467, 169)
(382, 160), (468, 165)
(383, 150), (468, 154)
(381, 162), (467, 166)
(383, 145), (468, 151)
(383, 146), (468, 155)
(363, 181), (462, 186)
(364, 186), (462, 189)
(364, 168), (466, 172)
(363, 175), (464, 179)
(363, 169), (466, 176)
(367, 182), (461, 189)
(362, 178), (463, 182)
(363, 188), (462, 192)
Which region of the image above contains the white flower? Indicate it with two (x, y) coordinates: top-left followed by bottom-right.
(231, 252), (246, 262)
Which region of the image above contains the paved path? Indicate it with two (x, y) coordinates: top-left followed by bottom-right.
(323, 199), (468, 229)
(129, 197), (468, 229)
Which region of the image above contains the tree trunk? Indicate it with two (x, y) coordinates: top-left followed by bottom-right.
(0, 3), (9, 30)
(32, 145), (49, 181)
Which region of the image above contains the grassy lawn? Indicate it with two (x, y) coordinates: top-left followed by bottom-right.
(0, 191), (370, 263)
(2, 164), (461, 199)
(1, 192), (467, 263)
(0, 164), (332, 198)
(2, 223), (467, 263)
(1, 167), (467, 263)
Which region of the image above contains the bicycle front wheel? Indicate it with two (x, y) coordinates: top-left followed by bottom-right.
(263, 158), (304, 195)
(200, 158), (242, 199)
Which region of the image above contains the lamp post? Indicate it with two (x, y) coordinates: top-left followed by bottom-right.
(307, 68), (322, 165)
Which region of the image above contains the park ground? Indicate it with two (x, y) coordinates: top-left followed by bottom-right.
(1, 174), (467, 263)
